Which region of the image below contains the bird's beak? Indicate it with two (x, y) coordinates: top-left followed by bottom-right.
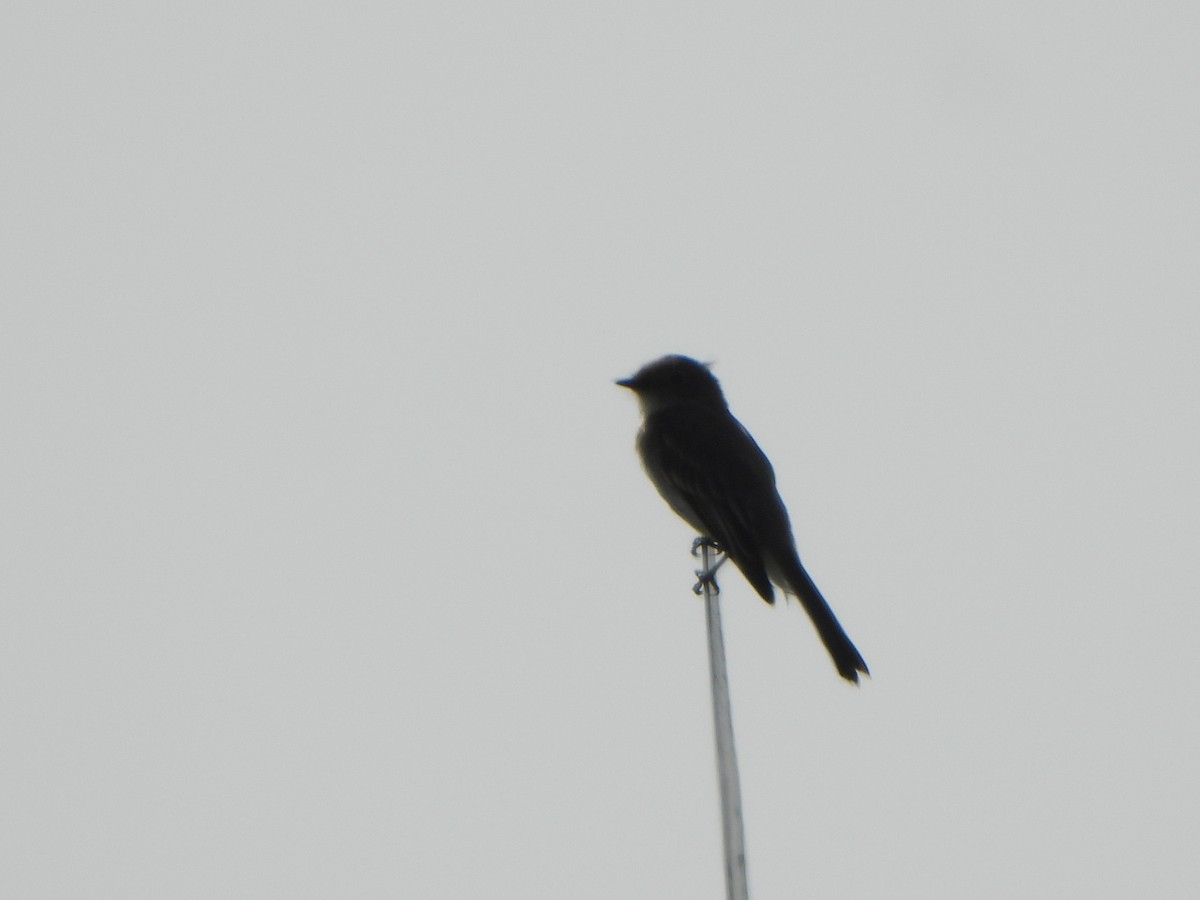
(615, 377), (636, 390)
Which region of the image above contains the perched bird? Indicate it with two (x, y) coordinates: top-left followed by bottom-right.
(617, 355), (868, 683)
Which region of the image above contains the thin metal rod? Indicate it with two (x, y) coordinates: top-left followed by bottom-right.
(701, 541), (749, 900)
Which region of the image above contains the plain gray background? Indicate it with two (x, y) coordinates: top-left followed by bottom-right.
(4, 3), (1198, 898)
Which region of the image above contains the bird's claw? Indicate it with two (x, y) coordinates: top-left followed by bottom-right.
(692, 568), (720, 595)
(691, 541), (728, 594)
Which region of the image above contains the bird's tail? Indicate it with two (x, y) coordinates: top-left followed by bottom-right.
(784, 560), (869, 684)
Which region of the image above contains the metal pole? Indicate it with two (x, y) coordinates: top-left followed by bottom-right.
(699, 541), (749, 900)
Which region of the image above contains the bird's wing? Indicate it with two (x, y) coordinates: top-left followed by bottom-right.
(642, 407), (780, 603)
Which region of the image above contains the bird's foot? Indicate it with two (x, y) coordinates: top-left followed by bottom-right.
(691, 538), (727, 595)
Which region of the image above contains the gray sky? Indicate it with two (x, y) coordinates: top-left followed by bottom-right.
(4, 3), (1199, 898)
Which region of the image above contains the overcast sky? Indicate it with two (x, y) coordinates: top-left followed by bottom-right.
(4, 3), (1199, 898)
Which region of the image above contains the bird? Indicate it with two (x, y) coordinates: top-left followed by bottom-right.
(617, 354), (868, 683)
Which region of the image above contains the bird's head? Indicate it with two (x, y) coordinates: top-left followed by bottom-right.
(616, 355), (726, 413)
